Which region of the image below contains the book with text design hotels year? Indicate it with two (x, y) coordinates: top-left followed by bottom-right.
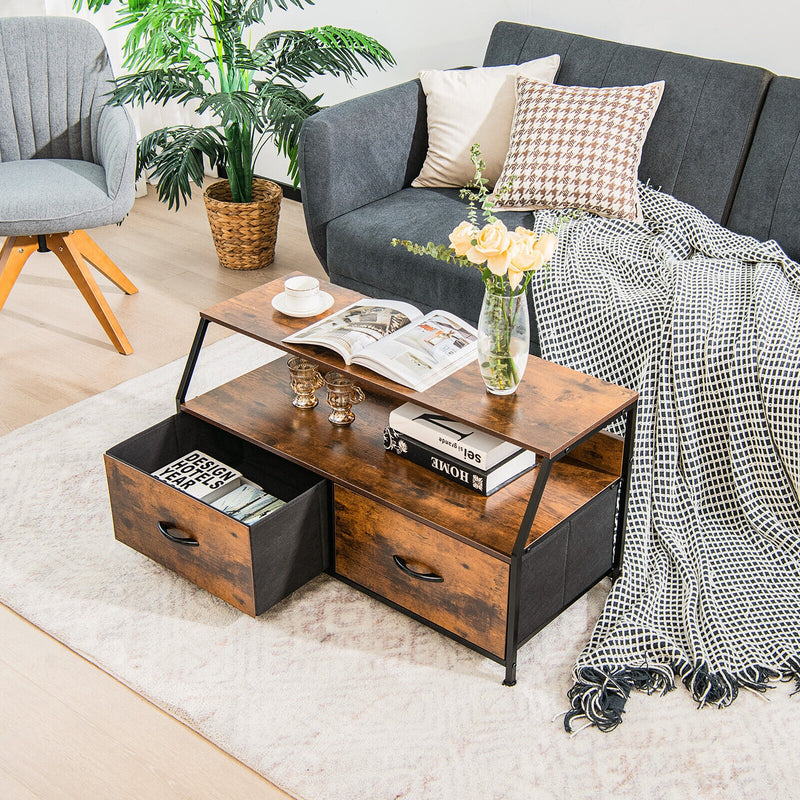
(151, 450), (242, 502)
(282, 300), (478, 391)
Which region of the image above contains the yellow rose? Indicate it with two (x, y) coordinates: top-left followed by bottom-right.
(507, 228), (558, 288)
(448, 220), (478, 257)
(466, 220), (513, 275)
(534, 232), (558, 263)
(510, 228), (545, 271)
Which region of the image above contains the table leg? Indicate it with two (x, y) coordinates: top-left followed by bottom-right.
(175, 319), (210, 412)
(611, 402), (638, 580)
(504, 458), (552, 685)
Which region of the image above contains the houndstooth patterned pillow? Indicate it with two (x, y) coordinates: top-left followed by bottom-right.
(493, 77), (664, 222)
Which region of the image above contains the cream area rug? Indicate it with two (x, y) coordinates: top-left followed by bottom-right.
(1, 334), (797, 800)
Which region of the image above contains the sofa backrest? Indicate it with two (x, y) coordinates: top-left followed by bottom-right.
(483, 22), (772, 227)
(726, 76), (800, 263)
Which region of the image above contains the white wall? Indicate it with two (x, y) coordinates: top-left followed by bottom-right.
(11, 1), (800, 184)
(530, 1), (800, 78)
(0, 1), (45, 13)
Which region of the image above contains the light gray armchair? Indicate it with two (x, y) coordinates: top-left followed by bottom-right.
(0, 16), (138, 354)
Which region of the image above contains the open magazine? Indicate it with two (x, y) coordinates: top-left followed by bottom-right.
(283, 299), (478, 391)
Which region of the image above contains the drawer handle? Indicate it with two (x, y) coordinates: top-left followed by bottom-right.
(158, 521), (199, 547)
(392, 554), (443, 582)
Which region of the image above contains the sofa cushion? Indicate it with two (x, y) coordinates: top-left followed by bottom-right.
(494, 77), (664, 222)
(412, 55), (560, 190)
(325, 187), (542, 348)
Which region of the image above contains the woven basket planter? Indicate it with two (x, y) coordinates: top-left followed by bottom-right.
(203, 177), (283, 270)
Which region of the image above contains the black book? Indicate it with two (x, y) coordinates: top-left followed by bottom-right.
(383, 427), (536, 496)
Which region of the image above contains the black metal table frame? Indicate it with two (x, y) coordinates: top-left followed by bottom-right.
(175, 317), (639, 686)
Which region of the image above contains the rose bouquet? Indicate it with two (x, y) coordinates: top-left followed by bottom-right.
(392, 144), (560, 393)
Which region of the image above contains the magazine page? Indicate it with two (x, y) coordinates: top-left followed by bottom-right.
(283, 300), (422, 363)
(354, 310), (478, 391)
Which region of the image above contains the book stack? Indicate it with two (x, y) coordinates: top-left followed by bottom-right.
(210, 483), (286, 524)
(152, 450), (286, 523)
(384, 403), (536, 496)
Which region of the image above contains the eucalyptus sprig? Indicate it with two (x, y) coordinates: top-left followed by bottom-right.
(392, 143), (549, 292)
(458, 142), (515, 227)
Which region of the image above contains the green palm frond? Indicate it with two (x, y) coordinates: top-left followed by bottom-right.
(197, 90), (261, 129)
(214, 39), (260, 79)
(258, 84), (323, 182)
(204, 0), (311, 28)
(256, 0), (311, 17)
(259, 84), (322, 146)
(72, 0), (116, 9)
(254, 27), (395, 84)
(111, 68), (206, 107)
(114, 1), (207, 71)
(74, 0), (395, 199)
(137, 125), (227, 209)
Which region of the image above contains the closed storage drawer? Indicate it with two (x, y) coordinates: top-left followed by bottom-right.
(105, 413), (330, 616)
(518, 481), (618, 642)
(334, 487), (509, 657)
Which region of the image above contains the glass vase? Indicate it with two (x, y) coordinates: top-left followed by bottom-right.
(477, 283), (530, 395)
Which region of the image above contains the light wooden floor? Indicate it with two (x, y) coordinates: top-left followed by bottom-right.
(0, 183), (326, 799)
(0, 181), (325, 435)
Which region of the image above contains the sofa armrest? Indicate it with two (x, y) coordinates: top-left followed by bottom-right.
(298, 78), (428, 270)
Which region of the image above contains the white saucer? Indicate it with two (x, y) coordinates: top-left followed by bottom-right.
(271, 290), (334, 318)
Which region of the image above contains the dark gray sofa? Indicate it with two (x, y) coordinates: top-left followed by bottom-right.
(298, 21), (800, 354)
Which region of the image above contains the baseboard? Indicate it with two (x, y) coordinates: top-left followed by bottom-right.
(274, 180), (301, 203)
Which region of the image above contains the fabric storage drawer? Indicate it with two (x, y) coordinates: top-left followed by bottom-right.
(104, 413), (330, 616)
(334, 487), (509, 657)
(517, 481), (618, 642)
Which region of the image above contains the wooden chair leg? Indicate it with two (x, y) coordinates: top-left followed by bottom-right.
(47, 232), (134, 355)
(68, 229), (138, 295)
(0, 236), (39, 312)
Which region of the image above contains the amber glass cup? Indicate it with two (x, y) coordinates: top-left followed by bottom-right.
(324, 371), (365, 425)
(287, 356), (324, 408)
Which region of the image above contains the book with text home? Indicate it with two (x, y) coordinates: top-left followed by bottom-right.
(383, 427), (536, 495)
(282, 300), (478, 391)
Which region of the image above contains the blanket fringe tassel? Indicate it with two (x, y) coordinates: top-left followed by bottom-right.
(564, 658), (800, 733)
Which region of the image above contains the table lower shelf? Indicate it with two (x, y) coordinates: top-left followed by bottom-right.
(105, 336), (631, 684)
(182, 356), (622, 560)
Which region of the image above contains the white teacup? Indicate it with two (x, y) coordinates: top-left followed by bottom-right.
(283, 275), (320, 313)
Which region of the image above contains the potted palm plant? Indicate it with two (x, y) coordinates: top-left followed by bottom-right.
(74, 0), (395, 269)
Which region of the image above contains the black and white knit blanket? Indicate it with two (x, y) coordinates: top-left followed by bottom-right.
(529, 184), (800, 732)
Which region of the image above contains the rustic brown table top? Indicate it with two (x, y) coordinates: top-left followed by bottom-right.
(201, 273), (638, 460)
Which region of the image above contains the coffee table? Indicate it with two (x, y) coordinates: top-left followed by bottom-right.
(111, 273), (638, 685)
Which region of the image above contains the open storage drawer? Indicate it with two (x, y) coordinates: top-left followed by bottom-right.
(104, 412), (330, 616)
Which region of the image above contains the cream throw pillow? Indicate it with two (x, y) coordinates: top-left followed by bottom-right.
(411, 55), (561, 190)
(493, 77), (665, 222)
